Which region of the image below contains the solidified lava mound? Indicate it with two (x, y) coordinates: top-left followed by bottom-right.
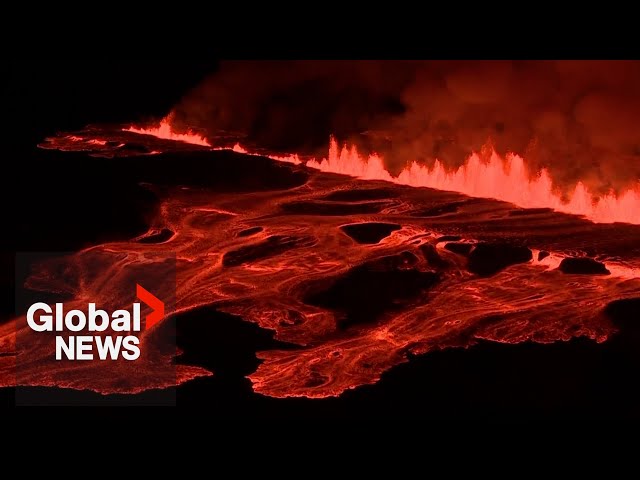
(340, 223), (402, 244)
(304, 252), (440, 328)
(282, 200), (390, 215)
(467, 243), (533, 277)
(559, 257), (611, 275)
(419, 244), (451, 269)
(605, 298), (640, 327)
(444, 242), (474, 255)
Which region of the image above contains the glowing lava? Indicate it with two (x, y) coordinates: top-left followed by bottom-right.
(8, 126), (640, 398)
(123, 117), (639, 225)
(308, 139), (640, 225)
(124, 118), (302, 165)
(4, 158), (640, 397)
(124, 117), (211, 146)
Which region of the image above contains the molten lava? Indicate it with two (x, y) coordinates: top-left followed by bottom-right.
(124, 116), (211, 147)
(3, 123), (640, 399)
(123, 117), (639, 225)
(308, 139), (640, 225)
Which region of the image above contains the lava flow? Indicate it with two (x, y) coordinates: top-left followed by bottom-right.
(124, 118), (640, 225)
(124, 116), (211, 146)
(311, 140), (640, 225)
(2, 125), (640, 398)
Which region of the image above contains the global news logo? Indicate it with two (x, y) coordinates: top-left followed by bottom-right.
(25, 284), (164, 361)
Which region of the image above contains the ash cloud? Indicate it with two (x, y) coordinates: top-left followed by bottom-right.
(170, 60), (640, 196)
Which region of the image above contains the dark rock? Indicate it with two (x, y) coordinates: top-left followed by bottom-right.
(538, 251), (550, 261)
(120, 143), (151, 153)
(444, 242), (474, 255)
(604, 298), (640, 360)
(175, 306), (295, 378)
(340, 223), (402, 244)
(559, 257), (610, 275)
(419, 244), (450, 269)
(282, 200), (389, 216)
(305, 254), (440, 328)
(323, 188), (396, 202)
(237, 226), (263, 238)
(605, 298), (640, 329)
(468, 243), (533, 277)
(369, 251), (420, 270)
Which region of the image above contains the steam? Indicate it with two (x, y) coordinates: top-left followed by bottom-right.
(170, 60), (640, 197)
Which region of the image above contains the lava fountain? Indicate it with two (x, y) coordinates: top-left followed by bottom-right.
(124, 116), (211, 147)
(125, 117), (640, 225)
(310, 139), (640, 225)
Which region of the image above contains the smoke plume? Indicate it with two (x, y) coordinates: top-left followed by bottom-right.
(169, 60), (640, 197)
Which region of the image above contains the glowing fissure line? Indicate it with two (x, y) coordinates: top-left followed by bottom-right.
(308, 138), (640, 225)
(124, 121), (210, 147)
(124, 120), (640, 225)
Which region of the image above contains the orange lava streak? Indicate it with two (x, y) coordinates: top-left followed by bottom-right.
(307, 138), (640, 225)
(264, 152), (303, 165)
(124, 117), (211, 146)
(124, 117), (638, 224)
(219, 144), (302, 165)
(124, 119), (303, 165)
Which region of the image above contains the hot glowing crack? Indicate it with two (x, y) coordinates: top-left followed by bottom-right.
(125, 117), (640, 225)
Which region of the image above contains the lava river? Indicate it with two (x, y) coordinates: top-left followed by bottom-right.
(1, 126), (639, 398)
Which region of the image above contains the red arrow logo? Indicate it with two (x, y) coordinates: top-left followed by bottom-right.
(136, 284), (164, 330)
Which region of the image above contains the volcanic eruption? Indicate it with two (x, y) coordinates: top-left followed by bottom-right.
(2, 60), (640, 405)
